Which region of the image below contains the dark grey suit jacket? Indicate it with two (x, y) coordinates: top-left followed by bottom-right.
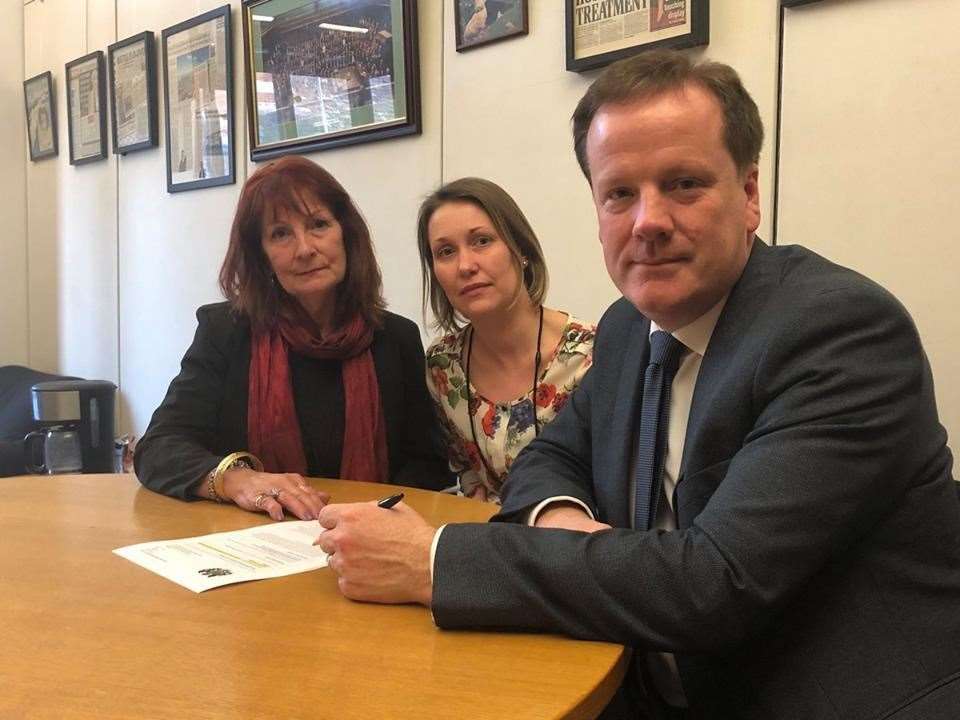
(432, 241), (960, 719)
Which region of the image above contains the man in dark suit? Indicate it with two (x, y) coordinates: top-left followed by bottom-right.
(317, 51), (960, 718)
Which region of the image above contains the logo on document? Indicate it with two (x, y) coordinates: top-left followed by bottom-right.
(198, 567), (233, 577)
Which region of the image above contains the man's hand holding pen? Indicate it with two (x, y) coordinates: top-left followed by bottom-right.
(316, 496), (436, 607)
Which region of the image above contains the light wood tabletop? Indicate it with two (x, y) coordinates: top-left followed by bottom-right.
(0, 474), (628, 720)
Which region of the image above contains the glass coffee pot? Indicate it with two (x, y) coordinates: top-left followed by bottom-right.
(24, 425), (83, 474)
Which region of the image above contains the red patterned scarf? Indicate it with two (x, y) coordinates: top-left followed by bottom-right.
(247, 308), (388, 483)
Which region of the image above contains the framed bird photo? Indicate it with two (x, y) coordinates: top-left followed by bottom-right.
(455, 0), (528, 52)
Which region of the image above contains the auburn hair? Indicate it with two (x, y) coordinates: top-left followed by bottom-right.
(219, 155), (385, 330)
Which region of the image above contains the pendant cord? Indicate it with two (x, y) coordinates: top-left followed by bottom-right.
(465, 306), (544, 483)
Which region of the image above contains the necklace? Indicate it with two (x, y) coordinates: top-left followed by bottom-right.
(465, 306), (544, 482)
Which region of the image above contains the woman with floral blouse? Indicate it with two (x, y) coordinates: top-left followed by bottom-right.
(416, 178), (596, 502)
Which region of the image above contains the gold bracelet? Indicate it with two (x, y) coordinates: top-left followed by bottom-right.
(212, 451), (264, 501)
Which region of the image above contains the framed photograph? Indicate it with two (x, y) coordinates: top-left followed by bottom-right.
(566, 0), (709, 73)
(242, 0), (421, 161)
(65, 51), (108, 164)
(23, 71), (58, 161)
(108, 31), (159, 155)
(455, 0), (528, 52)
(162, 5), (235, 193)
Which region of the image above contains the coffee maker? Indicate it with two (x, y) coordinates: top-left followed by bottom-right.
(29, 380), (117, 473)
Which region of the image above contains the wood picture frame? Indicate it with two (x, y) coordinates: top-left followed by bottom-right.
(242, 0), (421, 161)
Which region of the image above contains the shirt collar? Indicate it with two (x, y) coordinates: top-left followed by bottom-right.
(649, 295), (728, 358)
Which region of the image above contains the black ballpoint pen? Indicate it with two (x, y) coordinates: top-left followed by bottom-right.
(377, 492), (404, 509)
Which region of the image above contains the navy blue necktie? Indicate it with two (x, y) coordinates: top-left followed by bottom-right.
(633, 330), (685, 531)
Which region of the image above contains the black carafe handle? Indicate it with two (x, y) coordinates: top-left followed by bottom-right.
(23, 431), (48, 474)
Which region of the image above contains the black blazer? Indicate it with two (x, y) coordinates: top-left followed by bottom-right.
(432, 241), (960, 719)
(135, 303), (452, 498)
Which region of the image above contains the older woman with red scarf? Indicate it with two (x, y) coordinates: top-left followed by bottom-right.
(135, 156), (450, 520)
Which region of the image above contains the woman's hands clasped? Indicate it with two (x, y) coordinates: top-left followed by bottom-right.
(222, 468), (330, 521)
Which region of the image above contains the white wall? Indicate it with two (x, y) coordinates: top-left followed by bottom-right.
(117, 0), (444, 435)
(442, 0), (781, 325)
(117, 0), (247, 436)
(24, 0), (118, 384)
(32, 1), (780, 437)
(18, 0), (957, 453)
(779, 0), (960, 443)
(1, 0), (27, 365)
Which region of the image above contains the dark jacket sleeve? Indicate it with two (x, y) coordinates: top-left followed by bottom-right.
(134, 304), (243, 500)
(431, 277), (958, 653)
(383, 314), (455, 491)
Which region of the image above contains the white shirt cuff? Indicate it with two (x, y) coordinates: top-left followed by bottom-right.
(430, 525), (446, 582)
(526, 496), (595, 526)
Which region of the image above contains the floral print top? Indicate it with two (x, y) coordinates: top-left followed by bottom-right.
(425, 315), (596, 502)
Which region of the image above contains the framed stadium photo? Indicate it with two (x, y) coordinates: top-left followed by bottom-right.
(566, 0), (709, 73)
(242, 0), (421, 161)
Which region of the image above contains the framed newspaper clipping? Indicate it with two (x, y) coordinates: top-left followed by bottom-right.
(23, 71), (58, 161)
(566, 0), (709, 73)
(162, 5), (235, 193)
(241, 0), (421, 161)
(108, 31), (159, 155)
(65, 51), (109, 164)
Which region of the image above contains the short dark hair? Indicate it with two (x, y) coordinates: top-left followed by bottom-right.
(219, 155), (385, 330)
(572, 50), (764, 181)
(416, 177), (548, 333)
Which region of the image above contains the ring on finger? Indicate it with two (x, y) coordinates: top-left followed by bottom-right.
(253, 492), (269, 509)
(270, 487), (282, 500)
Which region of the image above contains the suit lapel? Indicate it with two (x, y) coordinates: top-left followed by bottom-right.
(681, 240), (776, 482)
(603, 311), (650, 529)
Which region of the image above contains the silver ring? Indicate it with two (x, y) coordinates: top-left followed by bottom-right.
(270, 487), (282, 499)
(253, 492), (269, 509)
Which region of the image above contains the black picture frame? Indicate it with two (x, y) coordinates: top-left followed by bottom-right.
(566, 0), (709, 73)
(454, 0), (529, 52)
(161, 5), (235, 193)
(107, 31), (159, 155)
(241, 0), (421, 161)
(23, 71), (58, 162)
(782, 0), (823, 6)
(65, 50), (108, 164)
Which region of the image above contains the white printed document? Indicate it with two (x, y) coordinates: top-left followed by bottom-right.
(113, 520), (328, 593)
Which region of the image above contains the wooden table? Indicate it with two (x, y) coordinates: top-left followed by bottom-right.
(0, 474), (627, 719)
